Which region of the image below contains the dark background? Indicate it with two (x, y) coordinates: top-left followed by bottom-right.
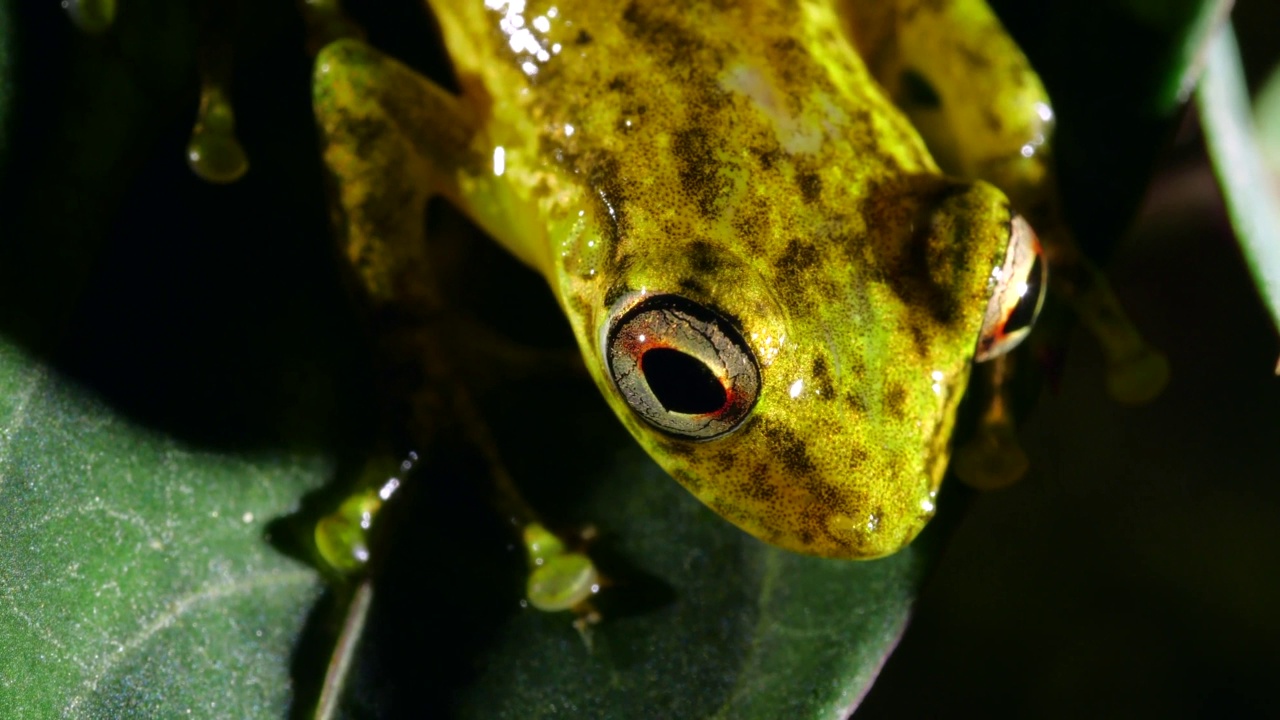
(1, 0), (1278, 716)
(861, 1), (1280, 714)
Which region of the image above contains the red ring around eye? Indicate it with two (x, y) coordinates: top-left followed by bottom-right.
(606, 294), (759, 439)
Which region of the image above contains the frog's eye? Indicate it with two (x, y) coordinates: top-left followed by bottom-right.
(975, 215), (1047, 362)
(606, 295), (760, 440)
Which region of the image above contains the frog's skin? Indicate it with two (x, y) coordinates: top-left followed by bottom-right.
(312, 0), (1045, 559)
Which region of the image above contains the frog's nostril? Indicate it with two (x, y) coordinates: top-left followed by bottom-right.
(641, 348), (728, 415)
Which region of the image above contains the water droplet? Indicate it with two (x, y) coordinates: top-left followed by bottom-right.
(187, 86), (249, 184)
(493, 146), (506, 176)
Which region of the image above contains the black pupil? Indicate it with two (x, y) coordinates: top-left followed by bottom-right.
(1004, 255), (1044, 333)
(641, 348), (727, 415)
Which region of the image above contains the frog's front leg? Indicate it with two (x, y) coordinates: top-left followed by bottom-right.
(311, 40), (602, 629)
(313, 39), (481, 310)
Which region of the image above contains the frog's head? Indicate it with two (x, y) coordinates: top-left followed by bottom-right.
(555, 174), (1042, 559)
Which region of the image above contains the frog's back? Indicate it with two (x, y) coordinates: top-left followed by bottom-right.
(430, 1), (827, 112)
(427, 0), (938, 268)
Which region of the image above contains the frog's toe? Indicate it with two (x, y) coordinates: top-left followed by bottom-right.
(1106, 346), (1171, 405)
(187, 126), (249, 184)
(526, 552), (601, 613)
(314, 490), (382, 575)
(953, 418), (1030, 491)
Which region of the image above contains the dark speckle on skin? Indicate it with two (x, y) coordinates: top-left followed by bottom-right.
(709, 498), (747, 525)
(733, 217), (758, 246)
(849, 444), (868, 469)
(603, 250), (633, 294)
(622, 1), (715, 72)
(677, 276), (708, 296)
(811, 356), (834, 398)
(584, 155), (629, 249)
(771, 36), (799, 53)
(689, 240), (722, 275)
(754, 146), (782, 170)
(714, 448), (739, 467)
(959, 43), (992, 71)
(797, 170), (822, 203)
(732, 207), (769, 256)
(775, 238), (819, 278)
(807, 478), (848, 511)
(877, 181), (974, 330)
(672, 467), (702, 493)
(567, 290), (591, 323)
(983, 107), (1005, 136)
(603, 280), (632, 310)
(905, 320), (930, 358)
(575, 29), (593, 45)
(904, 221), (958, 325)
(740, 473), (778, 502)
(672, 127), (730, 219)
(773, 238), (821, 298)
(762, 422), (816, 475)
(845, 391), (867, 415)
(658, 438), (696, 458)
(806, 505), (852, 550)
(884, 382), (908, 420)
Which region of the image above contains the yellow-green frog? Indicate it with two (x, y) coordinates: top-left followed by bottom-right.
(310, 0), (1049, 562)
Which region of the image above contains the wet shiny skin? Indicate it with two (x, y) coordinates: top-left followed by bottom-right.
(313, 0), (1047, 558)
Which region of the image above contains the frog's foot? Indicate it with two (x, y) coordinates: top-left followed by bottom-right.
(188, 80), (250, 184)
(314, 488), (382, 576)
(523, 521), (606, 646)
(314, 452), (418, 577)
(184, 0), (250, 184)
(953, 414), (1029, 491)
(1104, 344), (1171, 405)
(954, 356), (1029, 490)
(524, 522), (604, 610)
(1042, 235), (1171, 405)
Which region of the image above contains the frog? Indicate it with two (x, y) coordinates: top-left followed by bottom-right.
(305, 0), (1060, 567)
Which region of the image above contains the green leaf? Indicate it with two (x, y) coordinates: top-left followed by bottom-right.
(1198, 23), (1280, 339)
(0, 338), (326, 716)
(0, 4), (362, 717)
(1257, 57), (1280, 173)
(341, 367), (949, 717)
(457, 495), (933, 719)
